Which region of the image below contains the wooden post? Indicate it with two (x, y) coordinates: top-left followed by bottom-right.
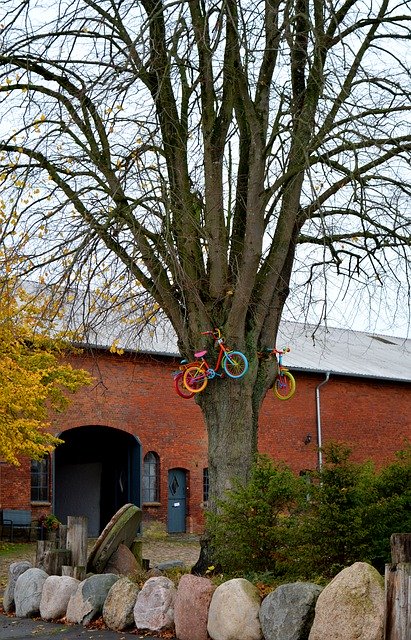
(384, 533), (411, 640)
(58, 524), (68, 549)
(67, 516), (88, 568)
(73, 566), (86, 581)
(36, 541), (71, 575)
(130, 539), (143, 566)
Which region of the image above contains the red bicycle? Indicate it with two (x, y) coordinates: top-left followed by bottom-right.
(173, 360), (195, 399)
(183, 329), (249, 393)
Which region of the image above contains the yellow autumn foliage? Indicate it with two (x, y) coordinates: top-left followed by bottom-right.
(0, 277), (93, 466)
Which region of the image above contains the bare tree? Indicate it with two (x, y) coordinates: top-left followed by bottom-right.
(1, 0), (410, 561)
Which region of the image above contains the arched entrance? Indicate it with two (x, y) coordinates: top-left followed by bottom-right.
(54, 426), (141, 536)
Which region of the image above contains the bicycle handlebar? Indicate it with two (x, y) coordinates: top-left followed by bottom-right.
(201, 328), (222, 339)
(263, 346), (290, 355)
(274, 347), (290, 355)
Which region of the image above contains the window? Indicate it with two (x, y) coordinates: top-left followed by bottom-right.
(143, 451), (160, 502)
(31, 457), (50, 502)
(203, 467), (209, 503)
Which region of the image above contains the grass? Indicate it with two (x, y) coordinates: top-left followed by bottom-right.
(0, 541), (37, 601)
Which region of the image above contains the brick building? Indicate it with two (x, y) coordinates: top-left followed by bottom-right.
(0, 322), (409, 536)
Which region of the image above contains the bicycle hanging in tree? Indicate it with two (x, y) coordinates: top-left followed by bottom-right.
(182, 328), (249, 394)
(259, 346), (296, 400)
(172, 359), (196, 399)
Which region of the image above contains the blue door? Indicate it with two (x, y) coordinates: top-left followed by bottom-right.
(167, 469), (186, 533)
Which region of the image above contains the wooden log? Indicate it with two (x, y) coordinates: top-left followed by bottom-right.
(58, 524), (68, 549)
(61, 565), (74, 577)
(391, 533), (411, 564)
(36, 542), (71, 575)
(73, 565), (86, 581)
(67, 516), (88, 568)
(36, 540), (53, 568)
(130, 539), (143, 566)
(384, 533), (411, 640)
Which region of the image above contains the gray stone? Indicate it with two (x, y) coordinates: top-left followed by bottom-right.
(134, 576), (176, 632)
(155, 560), (184, 571)
(66, 573), (119, 626)
(103, 543), (139, 576)
(207, 577), (262, 640)
(174, 574), (215, 640)
(260, 582), (322, 640)
(2, 561), (32, 613)
(103, 576), (139, 631)
(308, 562), (384, 640)
(39, 575), (80, 621)
(146, 568), (163, 578)
(14, 568), (49, 618)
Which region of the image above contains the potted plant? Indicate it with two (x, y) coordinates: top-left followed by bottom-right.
(38, 514), (60, 541)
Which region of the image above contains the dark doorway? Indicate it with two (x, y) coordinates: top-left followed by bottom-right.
(54, 426), (141, 536)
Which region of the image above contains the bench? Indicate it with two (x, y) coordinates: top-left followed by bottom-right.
(0, 509), (34, 542)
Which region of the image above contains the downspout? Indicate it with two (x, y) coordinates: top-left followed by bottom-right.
(315, 372), (330, 470)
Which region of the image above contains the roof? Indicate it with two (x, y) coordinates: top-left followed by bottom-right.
(78, 313), (411, 383)
(18, 280), (411, 382)
(276, 321), (411, 383)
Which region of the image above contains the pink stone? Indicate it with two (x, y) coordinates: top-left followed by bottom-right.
(174, 574), (215, 640)
(103, 543), (139, 576)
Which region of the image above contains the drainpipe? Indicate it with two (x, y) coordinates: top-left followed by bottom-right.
(315, 372), (330, 470)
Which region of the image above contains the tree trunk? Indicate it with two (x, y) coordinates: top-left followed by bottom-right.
(200, 373), (258, 504)
(192, 368), (261, 573)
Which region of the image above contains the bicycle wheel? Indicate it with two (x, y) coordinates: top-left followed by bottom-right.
(223, 351), (249, 379)
(273, 370), (296, 400)
(183, 365), (208, 393)
(174, 372), (195, 399)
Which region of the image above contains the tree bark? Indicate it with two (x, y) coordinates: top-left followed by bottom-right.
(384, 533), (411, 640)
(192, 367), (261, 571)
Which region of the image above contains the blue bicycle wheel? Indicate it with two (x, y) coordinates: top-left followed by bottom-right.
(223, 351), (249, 379)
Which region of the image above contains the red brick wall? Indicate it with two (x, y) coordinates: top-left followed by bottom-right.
(0, 349), (409, 533)
(258, 373), (410, 472)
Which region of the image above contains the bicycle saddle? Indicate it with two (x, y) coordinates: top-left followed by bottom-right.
(194, 350), (207, 358)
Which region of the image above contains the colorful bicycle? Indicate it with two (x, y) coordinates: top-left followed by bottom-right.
(259, 346), (296, 400)
(182, 328), (249, 393)
(172, 360), (195, 399)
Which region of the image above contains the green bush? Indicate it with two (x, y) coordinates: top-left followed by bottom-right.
(363, 442), (411, 564)
(207, 455), (304, 575)
(294, 442), (378, 578)
(207, 442), (411, 582)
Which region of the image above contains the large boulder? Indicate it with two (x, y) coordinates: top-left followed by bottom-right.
(207, 578), (262, 640)
(103, 577), (139, 631)
(14, 568), (48, 618)
(174, 574), (215, 640)
(308, 562), (384, 640)
(39, 575), (80, 621)
(260, 582), (322, 640)
(134, 576), (177, 632)
(103, 543), (140, 576)
(66, 573), (119, 626)
(2, 561), (32, 613)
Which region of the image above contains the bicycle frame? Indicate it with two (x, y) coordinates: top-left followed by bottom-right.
(182, 328), (249, 393)
(258, 346), (296, 399)
(191, 332), (228, 378)
(272, 348), (295, 400)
